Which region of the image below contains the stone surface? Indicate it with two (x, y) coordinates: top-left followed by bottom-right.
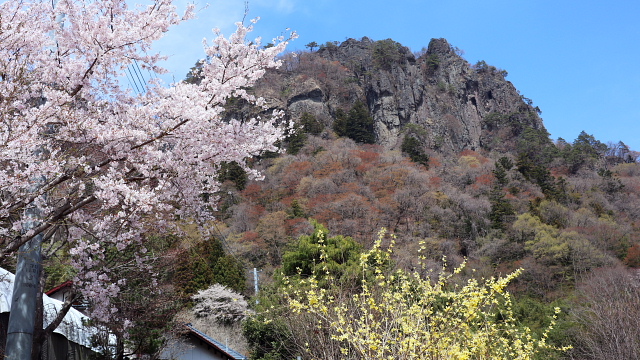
(253, 37), (546, 153)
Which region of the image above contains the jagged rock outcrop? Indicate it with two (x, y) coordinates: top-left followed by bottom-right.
(285, 76), (333, 125)
(254, 37), (546, 153)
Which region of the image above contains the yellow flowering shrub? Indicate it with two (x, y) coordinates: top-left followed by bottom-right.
(283, 229), (568, 360)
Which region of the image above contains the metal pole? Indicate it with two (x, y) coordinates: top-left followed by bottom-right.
(5, 207), (44, 360)
(253, 268), (259, 295)
(253, 268), (259, 304)
(6, 2), (61, 356)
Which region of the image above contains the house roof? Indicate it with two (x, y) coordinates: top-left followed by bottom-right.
(0, 268), (97, 348)
(45, 280), (73, 296)
(184, 323), (247, 360)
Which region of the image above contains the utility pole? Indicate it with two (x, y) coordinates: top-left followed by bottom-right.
(5, 196), (45, 360)
(6, 5), (62, 358)
(253, 268), (260, 304)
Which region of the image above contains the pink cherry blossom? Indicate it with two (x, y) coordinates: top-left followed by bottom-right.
(0, 0), (294, 327)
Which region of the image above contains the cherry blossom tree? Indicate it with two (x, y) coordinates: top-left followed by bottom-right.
(0, 0), (293, 329)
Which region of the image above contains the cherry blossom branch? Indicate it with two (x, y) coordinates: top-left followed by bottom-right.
(42, 224), (67, 258)
(5, 173), (71, 214)
(1, 195), (97, 257)
(68, 56), (100, 97)
(0, 0), (292, 327)
(129, 118), (189, 151)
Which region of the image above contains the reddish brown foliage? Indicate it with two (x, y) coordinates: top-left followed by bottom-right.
(475, 173), (494, 186)
(462, 150), (489, 162)
(352, 149), (381, 163)
(550, 166), (570, 177)
(624, 244), (640, 267)
(284, 218), (310, 235)
(241, 183), (263, 202)
(241, 231), (260, 242)
(281, 160), (313, 188)
(429, 156), (442, 168)
(313, 161), (345, 178)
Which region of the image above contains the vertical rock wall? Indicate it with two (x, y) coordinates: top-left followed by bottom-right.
(258, 37), (546, 153)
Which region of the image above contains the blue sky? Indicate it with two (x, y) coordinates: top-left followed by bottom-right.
(153, 0), (640, 151)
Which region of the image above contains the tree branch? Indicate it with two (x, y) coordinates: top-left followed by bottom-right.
(130, 118), (189, 151)
(6, 173), (71, 214)
(1, 196), (97, 258)
(43, 292), (79, 335)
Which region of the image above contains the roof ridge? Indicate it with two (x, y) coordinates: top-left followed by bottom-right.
(184, 323), (247, 360)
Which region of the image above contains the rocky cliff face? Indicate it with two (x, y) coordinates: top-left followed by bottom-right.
(253, 37), (546, 153)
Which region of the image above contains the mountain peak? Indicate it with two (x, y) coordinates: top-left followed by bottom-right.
(426, 37), (454, 55)
(256, 37), (545, 153)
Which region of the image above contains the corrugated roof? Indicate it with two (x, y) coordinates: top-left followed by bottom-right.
(184, 323), (247, 360)
(0, 267), (113, 350)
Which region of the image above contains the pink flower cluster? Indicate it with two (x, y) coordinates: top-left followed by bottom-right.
(0, 0), (294, 326)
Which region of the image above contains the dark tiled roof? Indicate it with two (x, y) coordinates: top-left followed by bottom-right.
(184, 323), (247, 360)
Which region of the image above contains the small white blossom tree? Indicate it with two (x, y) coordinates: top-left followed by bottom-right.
(192, 284), (251, 324)
(183, 284), (251, 355)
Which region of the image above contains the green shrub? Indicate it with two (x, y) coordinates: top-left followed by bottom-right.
(333, 101), (375, 144)
(372, 39), (405, 70)
(401, 135), (430, 167)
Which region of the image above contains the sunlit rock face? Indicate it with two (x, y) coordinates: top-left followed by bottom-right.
(255, 36), (546, 153)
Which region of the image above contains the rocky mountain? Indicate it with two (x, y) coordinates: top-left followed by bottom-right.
(253, 37), (545, 153)
(178, 37), (640, 360)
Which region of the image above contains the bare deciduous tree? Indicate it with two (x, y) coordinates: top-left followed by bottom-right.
(571, 266), (640, 360)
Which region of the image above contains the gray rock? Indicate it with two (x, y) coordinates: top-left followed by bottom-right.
(253, 37), (545, 153)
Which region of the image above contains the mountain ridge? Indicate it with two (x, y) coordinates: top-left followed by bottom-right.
(253, 36), (545, 153)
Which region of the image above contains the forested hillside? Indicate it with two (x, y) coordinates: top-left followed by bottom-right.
(34, 35), (640, 359)
(209, 37), (640, 280)
(209, 37), (640, 359)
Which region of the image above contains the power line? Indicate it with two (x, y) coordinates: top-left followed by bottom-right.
(211, 221), (245, 266)
(125, 66), (141, 94)
(130, 64), (144, 92)
(133, 60), (148, 89)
